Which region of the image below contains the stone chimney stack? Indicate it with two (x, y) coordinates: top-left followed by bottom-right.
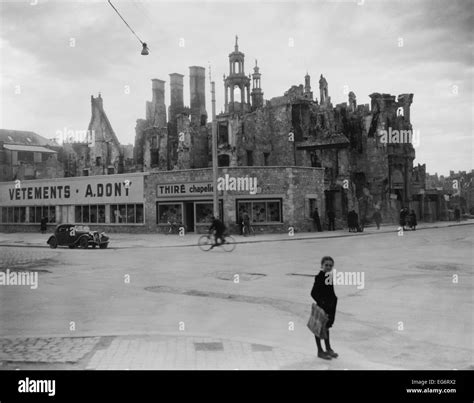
(169, 73), (184, 114)
(152, 79), (166, 105)
(189, 66), (207, 124)
(146, 79), (167, 127)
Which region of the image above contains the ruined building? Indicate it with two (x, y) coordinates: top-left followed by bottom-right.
(213, 37), (418, 226)
(0, 129), (63, 182)
(133, 36), (420, 226)
(134, 67), (211, 171)
(63, 94), (133, 177)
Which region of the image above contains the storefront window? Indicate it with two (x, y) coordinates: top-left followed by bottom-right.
(196, 203), (213, 224)
(119, 205), (126, 223)
(157, 203), (182, 225)
(267, 201), (281, 222)
(35, 206), (41, 223)
(237, 202), (251, 222)
(136, 205), (144, 223)
(89, 205), (97, 223)
(98, 205), (106, 223)
(83, 205), (90, 223)
(111, 204), (144, 224)
(48, 206), (56, 223)
(127, 204), (135, 223)
(237, 200), (282, 223)
(252, 201), (266, 223)
(75, 206), (82, 223)
(1, 207), (27, 223)
(28, 206), (55, 223)
(76, 205), (105, 224)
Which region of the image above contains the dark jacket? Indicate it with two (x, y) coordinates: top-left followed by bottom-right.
(373, 211), (382, 222)
(40, 217), (48, 231)
(311, 270), (338, 327)
(209, 219), (226, 234)
(409, 212), (417, 226)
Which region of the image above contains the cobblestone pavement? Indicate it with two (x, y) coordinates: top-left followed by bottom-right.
(0, 335), (324, 370)
(0, 337), (100, 364)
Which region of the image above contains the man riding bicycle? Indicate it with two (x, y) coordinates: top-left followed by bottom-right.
(209, 216), (226, 249)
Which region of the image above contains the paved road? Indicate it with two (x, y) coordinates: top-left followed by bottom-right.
(0, 222), (472, 370)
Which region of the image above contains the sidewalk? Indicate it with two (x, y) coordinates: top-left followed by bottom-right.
(0, 332), (398, 370)
(0, 219), (472, 249)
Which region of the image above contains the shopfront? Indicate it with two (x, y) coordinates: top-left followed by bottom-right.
(1, 167), (325, 234)
(0, 173), (146, 232)
(146, 166), (325, 234)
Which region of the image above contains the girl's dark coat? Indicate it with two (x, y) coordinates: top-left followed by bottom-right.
(311, 270), (338, 327)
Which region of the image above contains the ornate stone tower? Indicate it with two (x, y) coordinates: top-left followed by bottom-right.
(250, 59), (264, 111)
(223, 36), (251, 114)
(304, 72), (313, 100)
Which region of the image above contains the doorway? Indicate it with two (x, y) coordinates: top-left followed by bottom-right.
(184, 202), (195, 232)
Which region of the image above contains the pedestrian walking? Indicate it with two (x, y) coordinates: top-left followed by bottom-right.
(40, 216), (48, 234)
(354, 210), (362, 232)
(373, 210), (382, 229)
(238, 212), (244, 235)
(347, 210), (356, 232)
(327, 209), (335, 231)
(409, 210), (417, 230)
(312, 208), (322, 232)
(242, 211), (251, 236)
(454, 207), (461, 222)
(309, 256), (338, 360)
(399, 207), (408, 231)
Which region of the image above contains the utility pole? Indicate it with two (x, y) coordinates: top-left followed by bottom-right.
(211, 81), (219, 218)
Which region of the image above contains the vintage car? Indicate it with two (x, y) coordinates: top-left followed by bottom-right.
(47, 224), (109, 249)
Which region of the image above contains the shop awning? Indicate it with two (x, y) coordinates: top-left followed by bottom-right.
(3, 144), (57, 153)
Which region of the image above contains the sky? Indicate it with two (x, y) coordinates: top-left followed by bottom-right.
(0, 0), (472, 176)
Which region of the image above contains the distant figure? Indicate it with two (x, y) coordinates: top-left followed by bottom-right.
(327, 209), (336, 231)
(238, 212), (244, 235)
(312, 208), (322, 232)
(347, 210), (356, 232)
(242, 211), (251, 236)
(454, 208), (461, 222)
(373, 210), (382, 230)
(399, 207), (408, 230)
(347, 209), (359, 232)
(409, 210), (417, 230)
(40, 216), (48, 234)
(354, 210), (361, 232)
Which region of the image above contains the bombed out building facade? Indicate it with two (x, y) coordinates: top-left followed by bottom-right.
(133, 36), (421, 230)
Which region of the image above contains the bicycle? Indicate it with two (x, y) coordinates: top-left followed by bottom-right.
(165, 221), (185, 234)
(198, 232), (236, 252)
(242, 223), (255, 236)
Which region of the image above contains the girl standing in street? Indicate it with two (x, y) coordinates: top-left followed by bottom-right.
(311, 256), (338, 360)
